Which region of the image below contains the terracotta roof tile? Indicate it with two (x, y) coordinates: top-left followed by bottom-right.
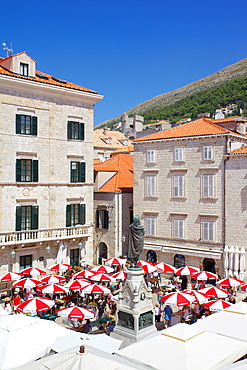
(213, 116), (245, 123)
(94, 129), (131, 149)
(110, 145), (134, 156)
(230, 146), (247, 155)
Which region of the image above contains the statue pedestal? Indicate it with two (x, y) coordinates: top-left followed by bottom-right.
(111, 266), (157, 348)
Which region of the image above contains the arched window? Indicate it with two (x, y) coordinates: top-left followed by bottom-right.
(174, 254), (185, 268)
(146, 250), (157, 263)
(98, 242), (108, 264)
(203, 258), (216, 273)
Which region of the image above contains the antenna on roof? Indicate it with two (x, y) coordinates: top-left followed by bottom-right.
(2, 42), (13, 57)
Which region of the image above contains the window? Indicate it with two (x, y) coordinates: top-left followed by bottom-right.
(67, 121), (84, 140)
(20, 255), (32, 270)
(146, 217), (156, 236)
(96, 209), (109, 229)
(16, 159), (38, 182)
(20, 63), (29, 76)
(16, 114), (37, 135)
(174, 147), (184, 162)
(16, 205), (38, 231)
(174, 254), (185, 268)
(70, 249), (80, 267)
(202, 174), (214, 198)
(202, 221), (215, 242)
(174, 219), (184, 239)
(173, 174), (184, 197)
(66, 204), (86, 227)
(147, 149), (156, 163)
(70, 162), (86, 183)
(145, 175), (156, 197)
(203, 145), (213, 160)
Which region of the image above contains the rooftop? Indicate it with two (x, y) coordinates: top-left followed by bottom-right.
(94, 129), (132, 149)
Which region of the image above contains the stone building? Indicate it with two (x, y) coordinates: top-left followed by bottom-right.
(94, 147), (133, 264)
(133, 117), (247, 278)
(0, 51), (103, 275)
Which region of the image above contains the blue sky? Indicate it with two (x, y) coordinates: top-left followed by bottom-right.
(1, 0), (247, 125)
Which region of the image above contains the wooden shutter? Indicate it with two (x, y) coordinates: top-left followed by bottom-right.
(16, 206), (22, 231)
(80, 122), (85, 140)
(80, 162), (86, 183)
(31, 205), (39, 230)
(79, 204), (86, 225)
(67, 121), (72, 139)
(96, 209), (100, 228)
(32, 160), (38, 182)
(31, 116), (37, 135)
(104, 210), (109, 229)
(66, 205), (72, 227)
(16, 114), (22, 134)
(16, 159), (22, 182)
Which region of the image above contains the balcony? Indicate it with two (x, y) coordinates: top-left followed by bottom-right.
(0, 225), (90, 246)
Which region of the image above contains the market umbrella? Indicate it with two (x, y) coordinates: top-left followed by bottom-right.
(199, 286), (228, 299)
(91, 265), (114, 274)
(228, 246), (235, 277)
(233, 246), (240, 278)
(160, 291), (195, 307)
(20, 267), (46, 276)
(80, 284), (111, 295)
(72, 270), (97, 280)
(241, 284), (247, 292)
(153, 262), (176, 274)
(0, 272), (23, 282)
(64, 279), (91, 290)
(16, 297), (55, 313)
(40, 275), (67, 284)
(48, 263), (72, 272)
(239, 247), (246, 281)
(56, 306), (94, 319)
(38, 283), (68, 295)
(224, 245), (230, 278)
(183, 290), (208, 305)
(192, 271), (218, 281)
(217, 277), (245, 287)
(91, 273), (115, 283)
(112, 271), (127, 281)
(175, 266), (199, 276)
(104, 257), (126, 267)
(203, 299), (232, 312)
(13, 278), (42, 289)
(137, 260), (157, 274)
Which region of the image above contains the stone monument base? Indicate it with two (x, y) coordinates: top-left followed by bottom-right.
(111, 325), (157, 349)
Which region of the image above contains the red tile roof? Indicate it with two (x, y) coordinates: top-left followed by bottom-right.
(230, 146), (247, 155)
(94, 153), (133, 192)
(134, 118), (243, 142)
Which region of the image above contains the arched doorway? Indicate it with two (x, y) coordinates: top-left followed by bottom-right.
(146, 250), (157, 263)
(98, 242), (107, 265)
(174, 254), (185, 269)
(203, 258), (216, 273)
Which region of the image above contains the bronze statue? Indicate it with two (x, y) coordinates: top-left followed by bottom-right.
(128, 215), (145, 262)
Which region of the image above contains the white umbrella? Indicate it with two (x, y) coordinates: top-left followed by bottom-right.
(239, 247), (246, 281)
(224, 245), (229, 278)
(228, 246), (235, 277)
(233, 246), (240, 278)
(56, 242), (68, 264)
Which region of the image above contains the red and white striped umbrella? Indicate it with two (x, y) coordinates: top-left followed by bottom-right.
(241, 284), (247, 292)
(48, 263), (72, 272)
(137, 261), (157, 274)
(153, 262), (176, 274)
(217, 277), (245, 287)
(0, 272), (23, 282)
(199, 286), (228, 299)
(112, 271), (127, 280)
(38, 283), (68, 295)
(80, 284), (111, 295)
(160, 291), (195, 307)
(20, 267), (46, 276)
(104, 257), (126, 267)
(40, 275), (67, 284)
(56, 305), (95, 319)
(203, 299), (232, 312)
(183, 290), (208, 305)
(176, 266), (200, 276)
(64, 279), (91, 290)
(16, 297), (55, 313)
(91, 273), (115, 283)
(13, 278), (42, 289)
(72, 270), (97, 279)
(192, 271), (218, 281)
(91, 265), (114, 274)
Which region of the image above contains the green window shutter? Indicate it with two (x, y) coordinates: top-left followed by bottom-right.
(80, 122), (85, 140)
(80, 162), (86, 183)
(32, 160), (38, 182)
(31, 205), (39, 230)
(16, 159), (22, 182)
(16, 114), (22, 134)
(104, 210), (109, 229)
(31, 116), (37, 136)
(66, 204), (72, 227)
(96, 209), (100, 228)
(16, 206), (22, 231)
(79, 204), (86, 225)
(67, 121), (72, 139)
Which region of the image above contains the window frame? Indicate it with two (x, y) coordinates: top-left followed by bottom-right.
(20, 63), (29, 76)
(146, 216), (156, 236)
(174, 147), (184, 162)
(173, 218), (185, 239)
(145, 174), (157, 197)
(20, 255), (32, 270)
(67, 121), (84, 141)
(96, 209), (109, 229)
(16, 205), (39, 231)
(202, 174), (215, 198)
(146, 149), (156, 163)
(16, 159), (38, 182)
(66, 204), (86, 227)
(202, 220), (215, 242)
(16, 114), (37, 136)
(203, 145), (213, 160)
(70, 161), (86, 183)
(70, 248), (80, 267)
(173, 174), (184, 198)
